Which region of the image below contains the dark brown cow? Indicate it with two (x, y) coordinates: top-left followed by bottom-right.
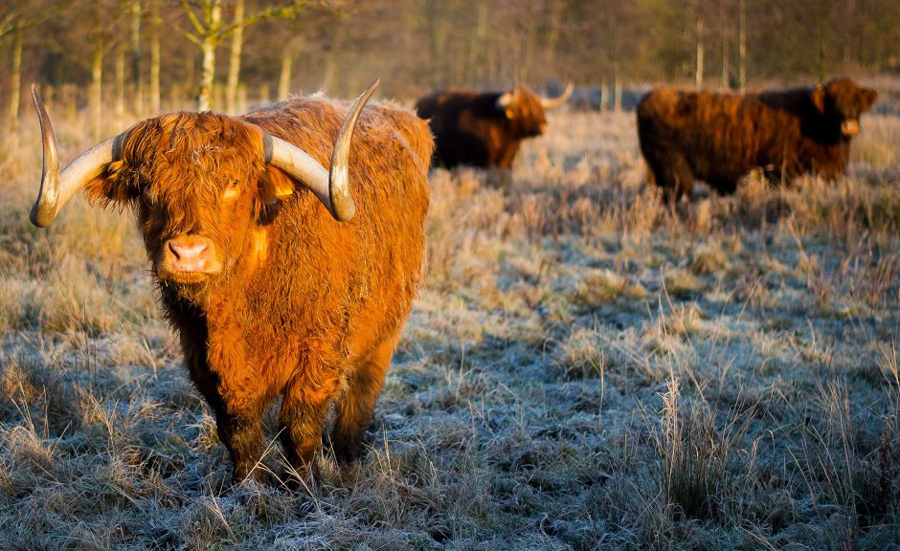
(637, 77), (877, 200)
(28, 81), (433, 482)
(415, 83), (573, 169)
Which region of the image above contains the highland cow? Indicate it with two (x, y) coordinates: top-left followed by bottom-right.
(28, 81), (433, 482)
(415, 83), (573, 169)
(636, 77), (877, 200)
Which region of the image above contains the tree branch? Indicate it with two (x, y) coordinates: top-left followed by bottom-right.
(215, 2), (307, 41)
(180, 0), (207, 35)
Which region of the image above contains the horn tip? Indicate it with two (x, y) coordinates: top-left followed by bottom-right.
(29, 206), (50, 228)
(364, 78), (381, 97)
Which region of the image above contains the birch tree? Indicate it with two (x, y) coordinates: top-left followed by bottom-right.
(179, 0), (305, 111)
(225, 0), (243, 113)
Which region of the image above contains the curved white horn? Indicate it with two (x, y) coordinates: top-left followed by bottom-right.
(30, 84), (127, 228)
(265, 79), (380, 222)
(496, 91), (516, 110)
(541, 82), (574, 109)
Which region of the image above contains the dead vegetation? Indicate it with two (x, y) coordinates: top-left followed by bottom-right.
(0, 103), (899, 549)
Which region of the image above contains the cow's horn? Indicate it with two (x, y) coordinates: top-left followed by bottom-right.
(264, 79), (379, 222)
(497, 91), (516, 109)
(540, 82), (574, 109)
(30, 84), (127, 228)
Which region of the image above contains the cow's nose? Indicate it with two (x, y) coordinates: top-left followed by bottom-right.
(841, 119), (860, 137)
(168, 241), (208, 260)
(164, 237), (213, 272)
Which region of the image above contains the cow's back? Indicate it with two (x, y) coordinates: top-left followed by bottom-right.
(415, 90), (506, 168)
(638, 87), (796, 188)
(240, 97), (432, 361)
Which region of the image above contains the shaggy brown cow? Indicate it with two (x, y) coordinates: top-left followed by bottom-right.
(414, 83), (573, 169)
(637, 77), (877, 200)
(28, 81), (433, 482)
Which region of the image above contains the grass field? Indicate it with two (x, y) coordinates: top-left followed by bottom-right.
(0, 96), (899, 550)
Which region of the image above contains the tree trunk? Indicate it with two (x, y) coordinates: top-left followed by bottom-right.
(131, 0), (142, 116)
(278, 48), (293, 100)
(149, 0), (161, 112)
(599, 77), (607, 113)
(225, 0), (244, 113)
(198, 0), (222, 111)
(614, 73), (622, 113)
(472, 3), (488, 86)
(116, 46), (126, 129)
(695, 12), (705, 89)
(520, 2), (537, 83)
(186, 54), (195, 97)
(818, 6), (827, 83)
(7, 26), (23, 129)
(45, 85), (54, 110)
(63, 83), (77, 124)
(323, 26), (345, 93)
(721, 34), (729, 89)
(545, 4), (562, 71)
(426, 0), (439, 85)
(90, 39), (104, 141)
(739, 0), (746, 93)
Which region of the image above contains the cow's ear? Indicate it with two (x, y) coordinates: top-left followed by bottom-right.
(83, 160), (141, 206)
(860, 88), (878, 111)
(258, 165), (295, 205)
(810, 86), (826, 114)
(84, 126), (147, 207)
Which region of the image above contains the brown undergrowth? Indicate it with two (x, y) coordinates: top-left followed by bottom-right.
(0, 101), (898, 549)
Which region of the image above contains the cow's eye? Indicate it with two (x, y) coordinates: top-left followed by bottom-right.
(223, 180), (241, 199)
(141, 187), (156, 206)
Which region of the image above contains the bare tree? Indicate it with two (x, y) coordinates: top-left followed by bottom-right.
(89, 5), (116, 140)
(2, 2), (60, 128)
(131, 0), (143, 115)
(115, 43), (126, 127)
(149, 0), (161, 112)
(8, 26), (23, 128)
(278, 45), (294, 100)
(738, 0), (746, 91)
(225, 0), (244, 113)
(11, 0), (900, 112)
(719, 0), (731, 89)
(181, 0), (221, 110)
(180, 0), (304, 111)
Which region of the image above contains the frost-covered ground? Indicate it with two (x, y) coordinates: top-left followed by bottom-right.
(0, 98), (899, 550)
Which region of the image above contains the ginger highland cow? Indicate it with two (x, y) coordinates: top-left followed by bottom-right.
(28, 81), (433, 482)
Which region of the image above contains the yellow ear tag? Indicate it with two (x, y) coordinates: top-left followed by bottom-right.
(274, 182), (294, 198)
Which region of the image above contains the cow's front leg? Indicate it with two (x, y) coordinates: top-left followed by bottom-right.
(182, 349), (266, 483)
(204, 321), (267, 483)
(214, 405), (265, 483)
(277, 371), (343, 479)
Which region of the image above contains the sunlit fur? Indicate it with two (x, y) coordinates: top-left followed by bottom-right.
(84, 97), (433, 481)
(637, 77), (878, 200)
(415, 87), (549, 169)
